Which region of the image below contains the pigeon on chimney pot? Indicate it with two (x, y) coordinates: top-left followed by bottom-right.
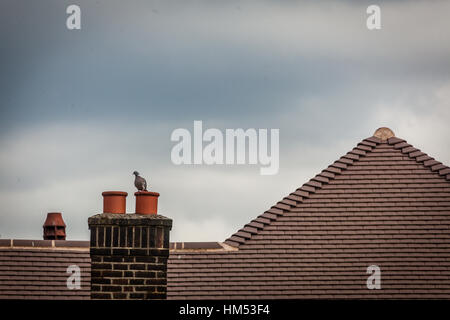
(133, 171), (148, 191)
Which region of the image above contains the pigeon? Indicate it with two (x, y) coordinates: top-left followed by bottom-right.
(133, 171), (148, 191)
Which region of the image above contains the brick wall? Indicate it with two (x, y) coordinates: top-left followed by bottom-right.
(88, 213), (172, 299)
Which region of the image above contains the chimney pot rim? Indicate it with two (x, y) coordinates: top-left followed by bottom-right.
(134, 191), (160, 197)
(102, 191), (128, 197)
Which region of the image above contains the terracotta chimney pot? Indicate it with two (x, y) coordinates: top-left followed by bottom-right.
(43, 212), (66, 240)
(135, 191), (160, 215)
(102, 191), (128, 214)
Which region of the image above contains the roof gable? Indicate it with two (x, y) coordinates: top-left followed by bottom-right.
(167, 132), (450, 299)
(224, 135), (450, 248)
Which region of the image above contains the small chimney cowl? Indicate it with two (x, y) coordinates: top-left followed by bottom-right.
(43, 212), (66, 240)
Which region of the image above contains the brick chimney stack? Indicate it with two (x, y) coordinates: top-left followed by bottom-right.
(88, 191), (172, 300)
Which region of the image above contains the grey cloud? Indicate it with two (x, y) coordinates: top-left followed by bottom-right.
(0, 0), (449, 241)
(2, 0), (450, 129)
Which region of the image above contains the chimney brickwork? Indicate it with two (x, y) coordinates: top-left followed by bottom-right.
(88, 213), (172, 299)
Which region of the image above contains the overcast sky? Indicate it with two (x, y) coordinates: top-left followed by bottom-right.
(1, 0), (449, 242)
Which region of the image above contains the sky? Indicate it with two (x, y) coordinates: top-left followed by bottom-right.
(0, 0), (449, 242)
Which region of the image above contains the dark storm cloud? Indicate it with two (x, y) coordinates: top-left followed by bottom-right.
(2, 0), (449, 131)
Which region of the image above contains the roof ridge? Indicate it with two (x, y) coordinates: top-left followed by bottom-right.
(224, 135), (384, 247)
(387, 137), (450, 181)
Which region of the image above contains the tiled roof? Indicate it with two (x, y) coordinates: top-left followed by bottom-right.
(0, 240), (90, 299)
(167, 134), (450, 299)
(0, 240), (224, 299)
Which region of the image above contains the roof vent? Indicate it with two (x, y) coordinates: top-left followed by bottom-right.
(373, 127), (395, 141)
(43, 212), (66, 240)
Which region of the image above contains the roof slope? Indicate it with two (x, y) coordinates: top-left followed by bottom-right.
(0, 240), (222, 299)
(0, 240), (90, 299)
(167, 134), (450, 299)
